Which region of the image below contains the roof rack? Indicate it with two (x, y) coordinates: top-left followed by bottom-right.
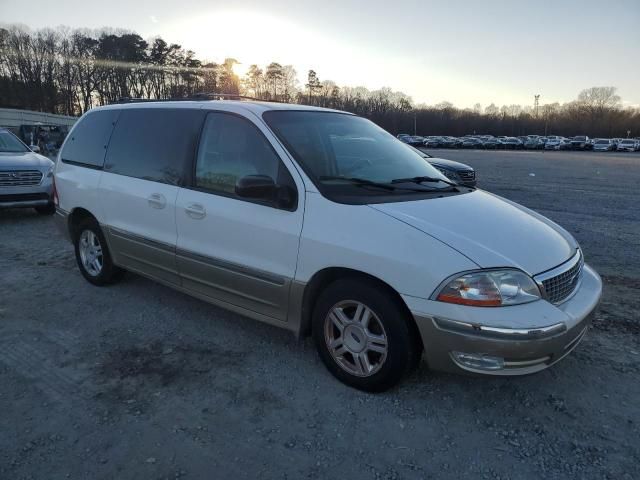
(113, 93), (282, 104)
(189, 93), (266, 101)
(114, 97), (165, 104)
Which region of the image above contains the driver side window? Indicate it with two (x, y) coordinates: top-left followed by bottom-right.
(195, 113), (281, 196)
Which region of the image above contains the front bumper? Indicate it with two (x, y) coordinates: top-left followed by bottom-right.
(0, 178), (53, 209)
(403, 264), (602, 375)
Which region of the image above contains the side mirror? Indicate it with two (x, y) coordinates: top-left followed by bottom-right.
(30, 145), (41, 153)
(235, 174), (297, 210)
(236, 174), (277, 199)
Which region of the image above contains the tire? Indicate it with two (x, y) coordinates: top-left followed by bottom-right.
(73, 218), (124, 286)
(35, 203), (56, 215)
(312, 278), (420, 392)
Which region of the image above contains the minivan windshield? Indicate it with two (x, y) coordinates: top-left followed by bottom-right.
(0, 130), (29, 153)
(263, 111), (462, 204)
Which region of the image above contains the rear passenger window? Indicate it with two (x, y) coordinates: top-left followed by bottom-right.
(195, 113), (283, 195)
(61, 109), (120, 168)
(105, 108), (204, 185)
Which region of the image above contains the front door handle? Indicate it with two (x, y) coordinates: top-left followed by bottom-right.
(147, 193), (166, 209)
(185, 203), (206, 219)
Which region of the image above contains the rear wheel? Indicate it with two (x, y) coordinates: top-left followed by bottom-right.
(73, 219), (124, 286)
(312, 278), (420, 392)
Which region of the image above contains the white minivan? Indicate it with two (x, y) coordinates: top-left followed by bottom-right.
(54, 100), (602, 391)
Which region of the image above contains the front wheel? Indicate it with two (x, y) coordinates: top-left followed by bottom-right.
(74, 219), (124, 286)
(312, 279), (420, 392)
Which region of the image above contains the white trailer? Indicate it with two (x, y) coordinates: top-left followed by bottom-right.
(0, 108), (77, 129)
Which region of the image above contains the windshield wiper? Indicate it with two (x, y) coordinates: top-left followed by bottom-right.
(319, 176), (397, 191)
(391, 176), (460, 188)
(319, 175), (458, 193)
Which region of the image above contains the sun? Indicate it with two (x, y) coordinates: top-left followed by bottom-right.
(163, 10), (310, 69)
(232, 61), (250, 78)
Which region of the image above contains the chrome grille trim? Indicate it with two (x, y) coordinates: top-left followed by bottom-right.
(458, 171), (476, 181)
(534, 250), (584, 305)
(0, 170), (43, 187)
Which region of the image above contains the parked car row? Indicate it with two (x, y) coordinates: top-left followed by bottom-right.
(398, 133), (640, 152)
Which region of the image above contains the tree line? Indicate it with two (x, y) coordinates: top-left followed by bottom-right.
(1, 25), (638, 137)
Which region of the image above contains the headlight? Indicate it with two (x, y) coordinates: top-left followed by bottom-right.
(46, 165), (54, 178)
(433, 269), (541, 307)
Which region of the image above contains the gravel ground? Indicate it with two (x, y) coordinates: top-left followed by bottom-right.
(1, 149), (639, 479)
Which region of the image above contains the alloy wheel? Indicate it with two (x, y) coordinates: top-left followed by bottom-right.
(78, 230), (103, 276)
(324, 300), (388, 377)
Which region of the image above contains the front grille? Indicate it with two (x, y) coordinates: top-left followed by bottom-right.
(537, 252), (584, 304)
(0, 170), (43, 187)
(458, 170), (476, 182)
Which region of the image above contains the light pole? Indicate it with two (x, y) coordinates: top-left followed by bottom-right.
(413, 111), (417, 136)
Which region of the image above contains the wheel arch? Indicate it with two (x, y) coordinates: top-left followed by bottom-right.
(297, 267), (423, 351)
(67, 207), (99, 241)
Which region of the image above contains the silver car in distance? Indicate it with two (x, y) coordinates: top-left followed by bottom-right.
(0, 128), (55, 214)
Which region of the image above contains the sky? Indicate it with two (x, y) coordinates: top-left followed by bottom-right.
(1, 0), (639, 108)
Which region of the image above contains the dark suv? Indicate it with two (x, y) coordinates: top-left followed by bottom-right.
(570, 136), (591, 150)
(411, 147), (477, 187)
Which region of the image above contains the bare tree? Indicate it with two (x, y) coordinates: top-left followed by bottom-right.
(305, 69), (322, 103)
(243, 64), (264, 98)
(577, 87), (621, 116)
(219, 58), (239, 94)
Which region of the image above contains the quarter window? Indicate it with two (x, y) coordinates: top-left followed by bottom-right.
(105, 108), (204, 185)
(195, 113), (287, 197)
(61, 109), (120, 168)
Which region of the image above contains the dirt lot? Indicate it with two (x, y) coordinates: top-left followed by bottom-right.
(1, 150), (639, 479)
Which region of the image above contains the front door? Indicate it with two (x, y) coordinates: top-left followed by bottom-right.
(175, 111), (304, 322)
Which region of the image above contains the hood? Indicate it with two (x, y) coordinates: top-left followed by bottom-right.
(369, 190), (577, 275)
(428, 157), (473, 171)
(0, 151), (53, 170)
